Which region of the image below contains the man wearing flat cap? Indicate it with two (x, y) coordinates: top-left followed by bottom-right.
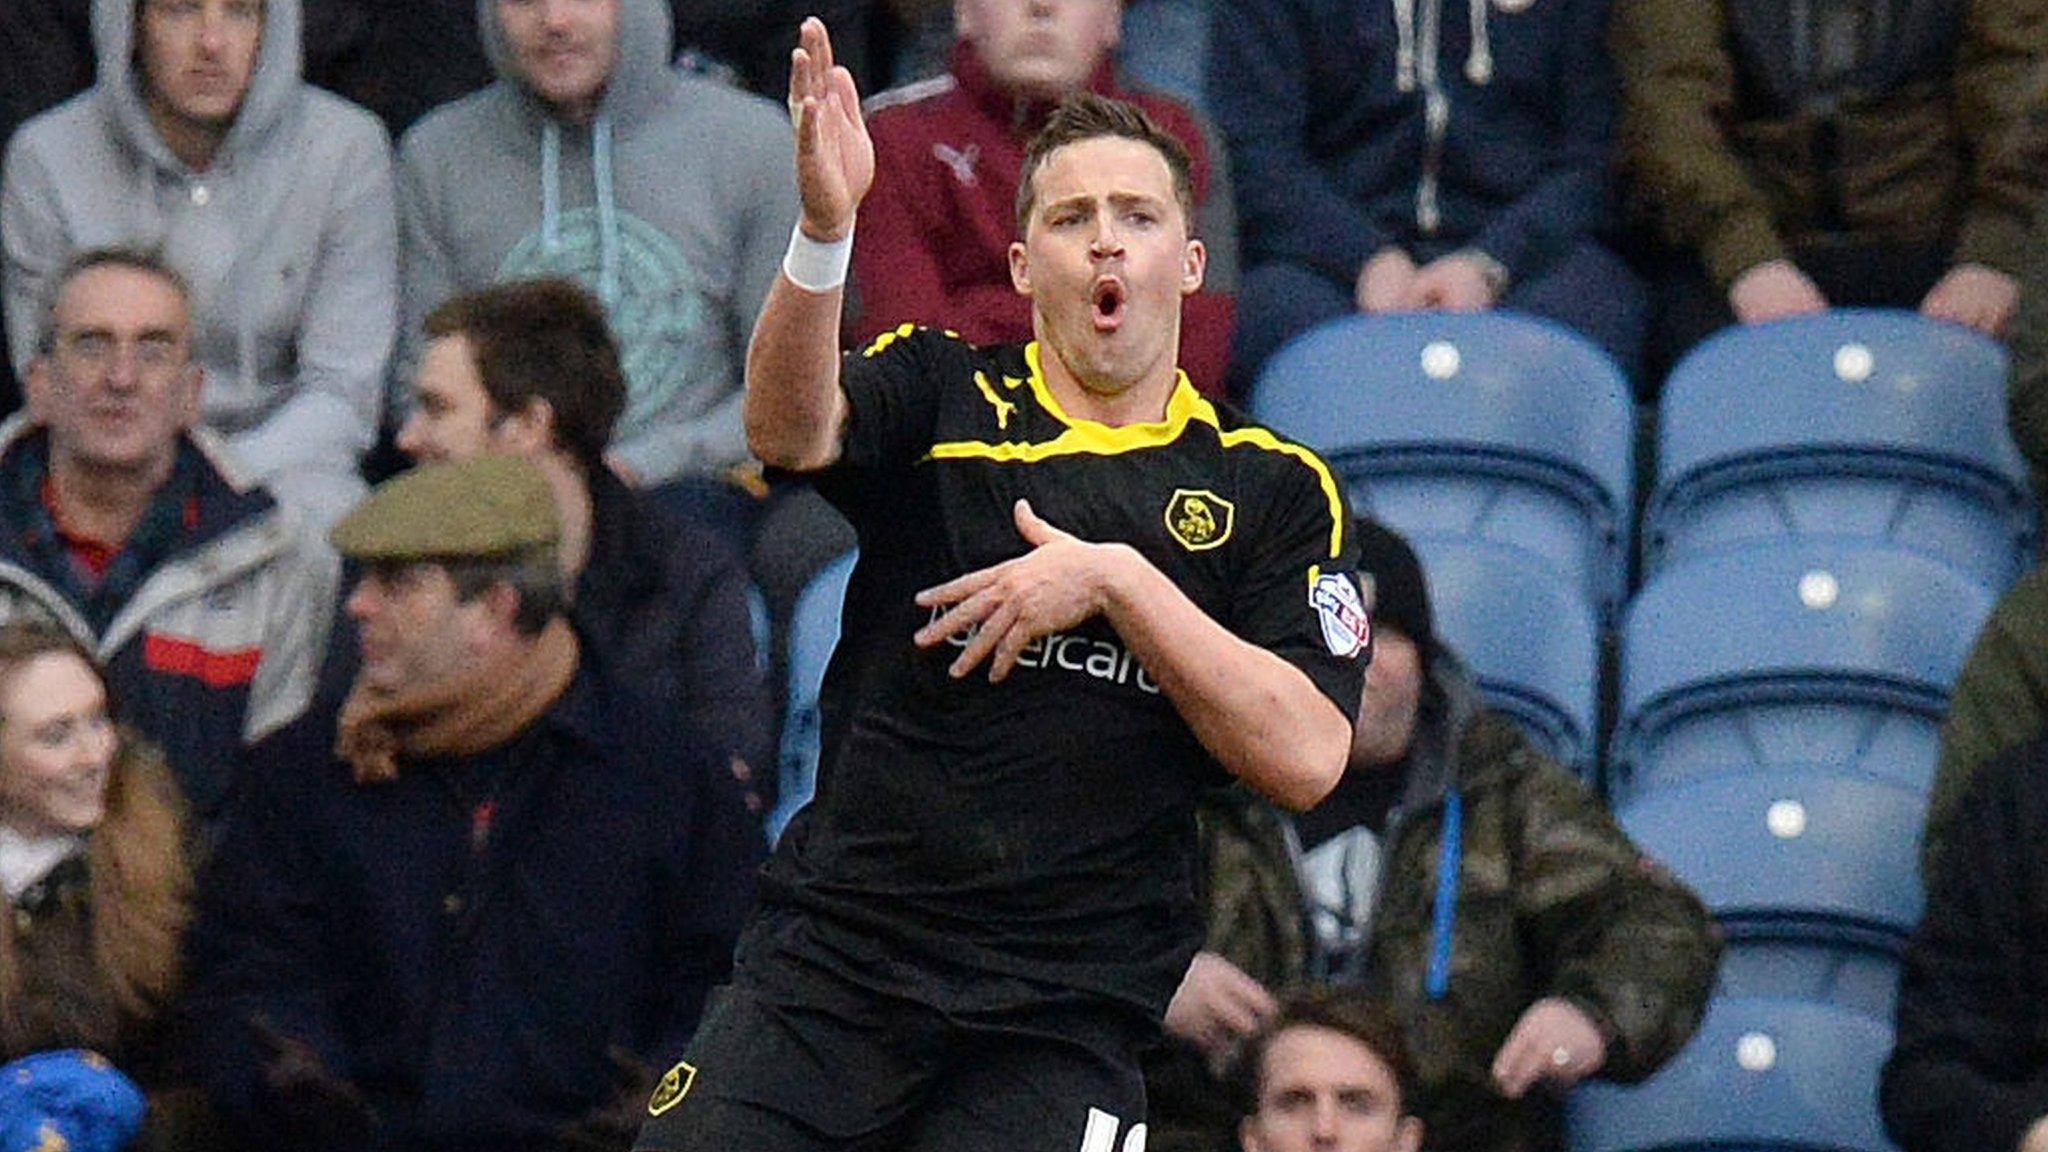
(184, 454), (764, 1152)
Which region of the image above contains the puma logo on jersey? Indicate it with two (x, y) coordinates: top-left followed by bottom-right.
(973, 371), (1018, 430)
(933, 142), (980, 187)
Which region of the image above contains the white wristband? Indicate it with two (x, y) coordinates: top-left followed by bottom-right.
(783, 222), (854, 292)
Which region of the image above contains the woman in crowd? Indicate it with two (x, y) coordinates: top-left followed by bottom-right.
(0, 622), (195, 1150)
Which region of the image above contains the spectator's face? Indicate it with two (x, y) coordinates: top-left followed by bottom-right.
(1241, 1024), (1424, 1152)
(346, 563), (492, 696)
(956, 0), (1120, 101)
(27, 265), (202, 482)
(1009, 135), (1203, 401)
(137, 0), (264, 133)
(0, 653), (117, 840)
(1350, 629), (1421, 769)
(497, 0), (621, 122)
(401, 336), (516, 465)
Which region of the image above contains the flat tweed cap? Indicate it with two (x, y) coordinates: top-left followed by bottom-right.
(329, 453), (558, 562)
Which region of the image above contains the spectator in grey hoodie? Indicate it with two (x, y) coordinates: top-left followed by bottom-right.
(1, 0), (397, 532)
(397, 0), (798, 547)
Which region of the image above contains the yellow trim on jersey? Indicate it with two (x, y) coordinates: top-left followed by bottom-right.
(1215, 425), (1348, 559)
(925, 342), (1349, 560)
(860, 322), (918, 358)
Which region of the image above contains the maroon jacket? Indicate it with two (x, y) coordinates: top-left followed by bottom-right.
(852, 43), (1234, 397)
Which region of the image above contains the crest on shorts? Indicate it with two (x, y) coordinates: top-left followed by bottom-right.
(647, 1061), (697, 1117)
(1164, 489), (1234, 551)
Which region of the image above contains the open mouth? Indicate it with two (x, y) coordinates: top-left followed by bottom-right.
(1091, 277), (1126, 332)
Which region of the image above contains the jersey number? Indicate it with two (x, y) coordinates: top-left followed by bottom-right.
(1079, 1107), (1147, 1152)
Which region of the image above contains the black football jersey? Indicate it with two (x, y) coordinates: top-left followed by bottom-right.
(762, 326), (1367, 1015)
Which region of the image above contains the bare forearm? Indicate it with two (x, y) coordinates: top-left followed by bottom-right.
(1100, 547), (1349, 809)
(743, 272), (848, 471)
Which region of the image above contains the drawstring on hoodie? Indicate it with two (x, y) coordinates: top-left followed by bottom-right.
(1424, 783), (1462, 1000)
(1466, 0), (1494, 84)
(1398, 0), (1498, 235)
(593, 118), (621, 308)
(542, 123), (562, 251)
(1394, 0), (1418, 91)
(1391, 0), (1493, 90)
(539, 118), (623, 310)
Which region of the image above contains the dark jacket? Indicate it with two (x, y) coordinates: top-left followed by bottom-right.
(185, 661), (763, 1151)
(1882, 733), (2048, 1152)
(577, 466), (772, 778)
(1921, 564), (2048, 889)
(300, 0), (494, 138)
(1612, 0), (2047, 287)
(0, 0), (93, 184)
(1210, 0), (1620, 289)
(2003, 210), (2048, 506)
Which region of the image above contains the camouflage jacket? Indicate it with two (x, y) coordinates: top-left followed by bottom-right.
(1152, 659), (1721, 1152)
(1350, 699), (1720, 1152)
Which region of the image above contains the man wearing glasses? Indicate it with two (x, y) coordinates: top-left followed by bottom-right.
(0, 247), (338, 831)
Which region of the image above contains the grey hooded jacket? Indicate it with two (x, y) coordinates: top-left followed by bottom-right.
(396, 0), (798, 486)
(1, 0), (397, 530)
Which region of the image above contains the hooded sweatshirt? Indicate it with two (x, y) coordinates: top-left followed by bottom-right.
(1211, 0), (1619, 290)
(1, 0), (397, 528)
(396, 0), (798, 485)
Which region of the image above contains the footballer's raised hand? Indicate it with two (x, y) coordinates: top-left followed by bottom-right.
(788, 17), (873, 241)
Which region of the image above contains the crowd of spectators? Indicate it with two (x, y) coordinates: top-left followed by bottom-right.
(0, 0), (2040, 1149)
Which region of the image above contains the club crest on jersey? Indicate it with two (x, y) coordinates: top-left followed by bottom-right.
(647, 1061), (696, 1117)
(1311, 571), (1371, 658)
(1164, 489), (1234, 551)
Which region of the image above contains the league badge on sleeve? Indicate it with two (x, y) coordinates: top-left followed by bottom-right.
(1311, 571), (1371, 658)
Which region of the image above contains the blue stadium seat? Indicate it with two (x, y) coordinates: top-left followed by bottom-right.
(1715, 940), (1900, 1024)
(1647, 309), (2034, 590)
(1416, 535), (1599, 772)
(1613, 541), (1991, 799)
(764, 551), (856, 844)
(1619, 768), (1924, 953)
(1570, 997), (1894, 1152)
(1251, 312), (1635, 621)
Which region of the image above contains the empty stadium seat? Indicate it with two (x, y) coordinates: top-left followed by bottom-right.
(1418, 535), (1600, 772)
(1647, 309), (2033, 590)
(1715, 940), (1900, 1024)
(1619, 768), (1924, 952)
(764, 550), (856, 844)
(1613, 541), (1991, 799)
(1570, 997), (1894, 1152)
(1251, 311), (1635, 620)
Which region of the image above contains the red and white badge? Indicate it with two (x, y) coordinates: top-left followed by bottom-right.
(1311, 572), (1371, 658)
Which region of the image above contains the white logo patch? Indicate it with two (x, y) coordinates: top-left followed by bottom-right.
(1311, 572), (1371, 658)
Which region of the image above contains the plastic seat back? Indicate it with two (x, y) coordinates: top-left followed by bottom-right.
(1416, 535), (1600, 772)
(1570, 997), (1895, 1152)
(1619, 768), (1924, 951)
(1252, 311), (1635, 619)
(1614, 541), (1991, 798)
(765, 551), (856, 844)
(1648, 308), (2032, 588)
